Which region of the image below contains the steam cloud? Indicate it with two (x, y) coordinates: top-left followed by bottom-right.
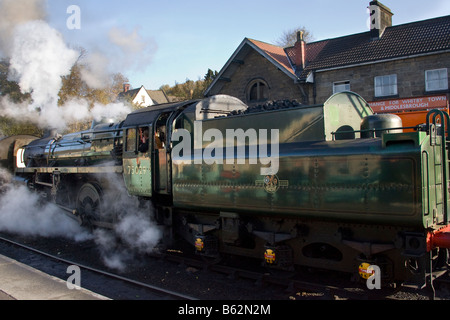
(0, 0), (136, 130)
(0, 168), (91, 240)
(80, 26), (156, 90)
(91, 173), (162, 271)
(0, 0), (162, 270)
(0, 168), (162, 271)
(0, 0), (47, 58)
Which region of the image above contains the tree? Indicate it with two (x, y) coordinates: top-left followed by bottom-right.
(0, 59), (31, 103)
(274, 26), (314, 47)
(57, 55), (130, 133)
(204, 68), (218, 85)
(58, 53), (129, 107)
(159, 69), (218, 101)
(0, 59), (41, 136)
(0, 49), (131, 136)
(0, 116), (43, 137)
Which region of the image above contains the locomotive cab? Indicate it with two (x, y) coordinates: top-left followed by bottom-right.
(121, 100), (199, 199)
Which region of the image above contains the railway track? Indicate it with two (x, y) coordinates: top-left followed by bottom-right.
(0, 231), (447, 300)
(156, 240), (450, 300)
(0, 231), (369, 300)
(158, 249), (395, 300)
(0, 234), (197, 300)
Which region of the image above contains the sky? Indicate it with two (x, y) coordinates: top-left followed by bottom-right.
(44, 0), (450, 90)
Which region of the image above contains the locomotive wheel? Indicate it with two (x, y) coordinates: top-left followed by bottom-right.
(77, 183), (103, 226)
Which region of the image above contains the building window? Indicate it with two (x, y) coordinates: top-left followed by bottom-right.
(374, 74), (397, 97)
(333, 81), (350, 94)
(426, 68), (448, 92)
(247, 79), (269, 103)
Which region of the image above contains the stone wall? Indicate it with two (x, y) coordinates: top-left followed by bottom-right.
(314, 52), (450, 104)
(218, 50), (305, 105)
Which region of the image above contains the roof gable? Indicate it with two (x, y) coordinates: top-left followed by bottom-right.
(204, 38), (298, 96)
(247, 39), (296, 77)
(118, 85), (154, 106)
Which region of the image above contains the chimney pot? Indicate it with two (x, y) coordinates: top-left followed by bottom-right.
(124, 83), (130, 93)
(369, 1), (393, 39)
(293, 32), (306, 70)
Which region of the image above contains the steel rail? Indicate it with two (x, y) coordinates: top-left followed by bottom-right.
(0, 235), (197, 300)
(158, 251), (377, 300)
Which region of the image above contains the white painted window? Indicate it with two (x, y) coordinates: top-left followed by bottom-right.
(374, 74), (397, 97)
(426, 68), (448, 92)
(333, 81), (350, 94)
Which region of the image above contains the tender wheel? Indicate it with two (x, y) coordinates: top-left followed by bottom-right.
(77, 183), (103, 225)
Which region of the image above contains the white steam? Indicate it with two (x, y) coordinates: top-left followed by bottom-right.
(79, 26), (156, 91)
(0, 0), (47, 57)
(78, 51), (111, 90)
(0, 168), (162, 271)
(92, 172), (162, 271)
(8, 20), (78, 109)
(0, 0), (161, 271)
(0, 18), (132, 130)
(0, 0), (134, 130)
(107, 26), (156, 78)
(0, 168), (91, 240)
(94, 210), (162, 272)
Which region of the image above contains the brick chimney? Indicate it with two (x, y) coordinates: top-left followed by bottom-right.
(369, 1), (393, 39)
(292, 31), (306, 70)
(123, 83), (130, 93)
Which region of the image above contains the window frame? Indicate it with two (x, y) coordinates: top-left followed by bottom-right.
(374, 74), (398, 98)
(125, 128), (137, 153)
(246, 79), (269, 103)
(333, 80), (351, 94)
(425, 68), (448, 92)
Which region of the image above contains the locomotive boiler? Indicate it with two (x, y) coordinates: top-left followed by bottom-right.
(3, 92), (450, 289)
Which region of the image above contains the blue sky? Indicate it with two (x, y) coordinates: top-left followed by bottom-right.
(46, 0), (450, 90)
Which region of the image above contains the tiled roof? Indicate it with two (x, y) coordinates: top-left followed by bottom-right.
(251, 15), (450, 80)
(117, 88), (140, 100)
(247, 39), (295, 77)
(147, 90), (170, 105)
(117, 86), (170, 105)
(297, 15), (450, 78)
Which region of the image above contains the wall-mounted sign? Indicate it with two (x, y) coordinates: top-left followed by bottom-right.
(369, 95), (448, 113)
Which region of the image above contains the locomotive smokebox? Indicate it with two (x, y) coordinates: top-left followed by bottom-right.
(360, 114), (403, 138)
(0, 135), (39, 172)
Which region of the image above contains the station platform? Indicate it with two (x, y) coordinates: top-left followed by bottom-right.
(0, 254), (110, 300)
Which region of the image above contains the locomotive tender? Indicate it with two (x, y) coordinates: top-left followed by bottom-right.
(2, 92), (450, 288)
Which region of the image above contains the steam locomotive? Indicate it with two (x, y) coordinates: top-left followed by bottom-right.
(1, 92), (449, 289)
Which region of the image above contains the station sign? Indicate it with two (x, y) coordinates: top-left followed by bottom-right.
(369, 94), (448, 113)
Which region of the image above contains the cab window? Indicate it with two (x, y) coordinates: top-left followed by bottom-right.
(155, 113), (169, 150)
(126, 128), (136, 152)
(138, 126), (150, 153)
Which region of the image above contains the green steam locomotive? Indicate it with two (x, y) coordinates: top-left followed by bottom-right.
(2, 92), (449, 289)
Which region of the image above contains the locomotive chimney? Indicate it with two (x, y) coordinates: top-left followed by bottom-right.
(368, 1), (393, 39)
(42, 128), (59, 139)
(292, 31), (306, 70)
